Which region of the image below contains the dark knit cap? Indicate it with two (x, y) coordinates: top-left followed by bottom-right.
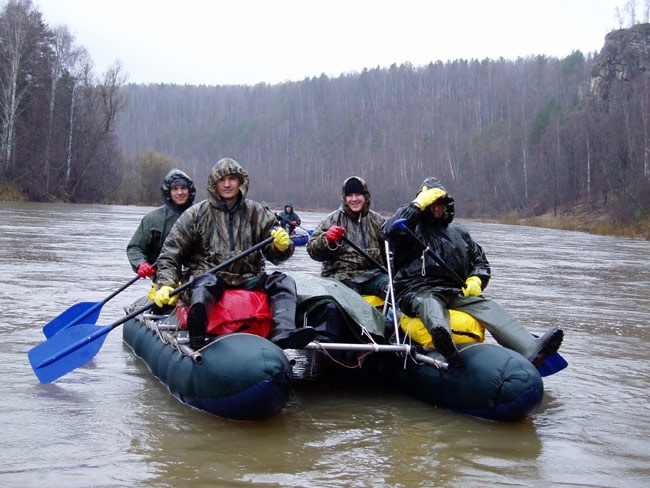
(344, 178), (365, 195)
(169, 177), (189, 188)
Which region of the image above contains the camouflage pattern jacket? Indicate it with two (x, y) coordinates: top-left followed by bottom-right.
(156, 159), (293, 288)
(307, 176), (386, 284)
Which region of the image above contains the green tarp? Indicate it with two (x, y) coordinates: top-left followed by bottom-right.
(291, 272), (386, 342)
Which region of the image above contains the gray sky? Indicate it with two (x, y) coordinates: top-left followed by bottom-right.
(36, 0), (624, 86)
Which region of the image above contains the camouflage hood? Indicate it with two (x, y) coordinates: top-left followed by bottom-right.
(207, 158), (249, 207)
(161, 168), (196, 211)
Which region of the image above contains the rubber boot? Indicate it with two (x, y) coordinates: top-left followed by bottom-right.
(429, 322), (463, 370)
(187, 303), (207, 350)
(187, 275), (224, 351)
(487, 319), (564, 368)
(264, 272), (316, 349)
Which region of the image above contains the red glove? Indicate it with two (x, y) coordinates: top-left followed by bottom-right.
(137, 262), (156, 278)
(291, 221), (296, 226)
(325, 226), (345, 243)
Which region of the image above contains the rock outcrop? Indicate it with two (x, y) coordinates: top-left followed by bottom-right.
(590, 23), (650, 100)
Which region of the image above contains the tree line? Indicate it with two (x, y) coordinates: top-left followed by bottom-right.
(117, 48), (648, 227)
(1, 0), (648, 232)
(0, 0), (126, 202)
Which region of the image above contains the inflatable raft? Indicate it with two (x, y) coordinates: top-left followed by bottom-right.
(291, 273), (547, 422)
(290, 228), (312, 246)
(122, 298), (293, 421)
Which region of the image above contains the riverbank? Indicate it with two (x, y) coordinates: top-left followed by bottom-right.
(495, 205), (650, 240)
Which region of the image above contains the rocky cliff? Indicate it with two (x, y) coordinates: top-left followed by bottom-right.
(590, 23), (650, 100)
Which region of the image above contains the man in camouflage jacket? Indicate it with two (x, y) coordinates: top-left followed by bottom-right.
(307, 176), (388, 297)
(153, 158), (316, 350)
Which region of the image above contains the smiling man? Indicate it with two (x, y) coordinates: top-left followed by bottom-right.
(307, 176), (388, 298)
(153, 157), (316, 350)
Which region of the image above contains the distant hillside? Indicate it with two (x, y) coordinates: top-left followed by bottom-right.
(113, 25), (648, 232)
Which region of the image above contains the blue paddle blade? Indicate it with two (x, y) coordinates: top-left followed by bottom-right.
(531, 333), (568, 376)
(28, 323), (112, 384)
(42, 301), (104, 338)
(538, 352), (568, 377)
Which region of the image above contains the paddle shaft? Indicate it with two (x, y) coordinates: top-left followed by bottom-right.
(94, 257), (158, 303)
(275, 213), (309, 233)
(383, 240), (402, 345)
(42, 261), (159, 338)
(340, 235), (388, 274)
(111, 236), (276, 329)
(30, 236), (275, 380)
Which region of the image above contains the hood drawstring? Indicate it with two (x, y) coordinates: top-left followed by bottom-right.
(421, 247), (429, 276)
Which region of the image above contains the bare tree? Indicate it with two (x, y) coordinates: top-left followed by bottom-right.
(44, 25), (86, 192)
(99, 60), (127, 132)
(0, 0), (39, 175)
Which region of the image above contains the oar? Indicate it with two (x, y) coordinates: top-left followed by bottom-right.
(304, 341), (448, 370)
(42, 273), (145, 339)
(275, 213), (312, 235)
(28, 237), (274, 384)
(340, 235), (388, 274)
(337, 232), (399, 341)
(391, 218), (466, 286)
(391, 218), (568, 376)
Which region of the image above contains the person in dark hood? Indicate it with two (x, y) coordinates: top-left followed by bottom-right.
(277, 202), (301, 234)
(384, 176), (563, 370)
(152, 157), (316, 350)
(126, 168), (196, 289)
(307, 176), (388, 297)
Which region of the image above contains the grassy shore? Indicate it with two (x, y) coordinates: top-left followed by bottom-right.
(495, 206), (649, 240)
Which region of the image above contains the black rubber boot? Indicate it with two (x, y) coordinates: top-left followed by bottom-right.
(187, 303), (207, 351)
(527, 327), (564, 368)
(186, 275), (225, 351)
(261, 272), (316, 349)
(487, 319), (564, 368)
(431, 326), (463, 370)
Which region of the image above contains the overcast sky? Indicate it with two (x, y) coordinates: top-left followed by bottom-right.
(35, 0), (625, 86)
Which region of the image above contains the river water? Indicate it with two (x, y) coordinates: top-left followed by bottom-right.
(1, 202), (648, 488)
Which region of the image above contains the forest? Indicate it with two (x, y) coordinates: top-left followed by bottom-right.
(1, 0), (649, 236)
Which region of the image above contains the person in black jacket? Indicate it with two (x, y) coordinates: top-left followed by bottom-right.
(384, 176), (563, 369)
(277, 202), (301, 234)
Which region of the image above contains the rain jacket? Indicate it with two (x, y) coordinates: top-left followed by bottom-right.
(126, 168), (196, 275)
(277, 202), (301, 230)
(383, 177), (491, 310)
(156, 158), (293, 288)
(307, 176), (387, 284)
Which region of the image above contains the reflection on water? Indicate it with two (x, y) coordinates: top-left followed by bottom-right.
(1, 202), (649, 487)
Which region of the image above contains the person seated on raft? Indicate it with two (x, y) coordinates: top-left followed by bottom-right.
(276, 202), (301, 234)
(383, 176), (563, 370)
(152, 157), (316, 351)
(307, 176), (389, 299)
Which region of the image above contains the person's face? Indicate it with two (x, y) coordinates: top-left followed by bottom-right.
(429, 201), (444, 218)
(170, 185), (189, 206)
(345, 193), (365, 213)
(216, 174), (241, 203)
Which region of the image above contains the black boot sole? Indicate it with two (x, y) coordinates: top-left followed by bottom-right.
(529, 327), (564, 368)
(431, 327), (463, 370)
